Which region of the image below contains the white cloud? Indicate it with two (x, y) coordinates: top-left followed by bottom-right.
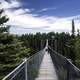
(25, 9), (32, 13)
(47, 19), (72, 31)
(39, 8), (48, 12)
(6, 10), (80, 34)
(13, 9), (26, 15)
(1, 0), (80, 34)
(0, 0), (4, 3)
(6, 10), (49, 28)
(36, 7), (57, 13)
(13, 8), (34, 15)
(1, 0), (20, 9)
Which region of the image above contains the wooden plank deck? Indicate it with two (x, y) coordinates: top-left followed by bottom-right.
(35, 51), (58, 80)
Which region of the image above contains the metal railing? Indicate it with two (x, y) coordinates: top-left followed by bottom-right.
(48, 45), (80, 80)
(27, 49), (45, 80)
(2, 59), (26, 80)
(3, 49), (45, 80)
(3, 45), (80, 80)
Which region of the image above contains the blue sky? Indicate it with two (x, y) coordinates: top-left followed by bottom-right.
(20, 0), (80, 17)
(1, 0), (80, 34)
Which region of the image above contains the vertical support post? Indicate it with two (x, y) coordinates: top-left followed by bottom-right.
(41, 40), (43, 49)
(46, 39), (48, 47)
(24, 58), (27, 80)
(66, 61), (71, 80)
(52, 36), (55, 50)
(51, 39), (53, 48)
(55, 39), (57, 51)
(67, 68), (69, 80)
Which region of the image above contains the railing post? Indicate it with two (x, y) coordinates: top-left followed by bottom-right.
(55, 39), (57, 51)
(24, 58), (27, 80)
(67, 67), (69, 80)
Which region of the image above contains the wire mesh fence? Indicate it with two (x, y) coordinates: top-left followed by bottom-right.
(48, 45), (80, 80)
(2, 60), (26, 80)
(2, 49), (45, 80)
(3, 46), (80, 80)
(27, 49), (45, 80)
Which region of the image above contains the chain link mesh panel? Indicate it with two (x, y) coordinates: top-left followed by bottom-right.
(3, 49), (45, 80)
(49, 46), (80, 80)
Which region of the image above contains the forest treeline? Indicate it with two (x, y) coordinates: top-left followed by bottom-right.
(0, 9), (80, 79)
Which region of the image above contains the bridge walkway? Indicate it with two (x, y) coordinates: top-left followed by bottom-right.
(35, 51), (58, 80)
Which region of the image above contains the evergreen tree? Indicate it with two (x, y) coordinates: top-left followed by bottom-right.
(0, 9), (31, 79)
(0, 9), (9, 25)
(77, 29), (80, 37)
(74, 37), (80, 68)
(72, 20), (75, 38)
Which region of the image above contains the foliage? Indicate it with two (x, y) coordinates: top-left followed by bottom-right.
(74, 37), (80, 68)
(0, 9), (31, 79)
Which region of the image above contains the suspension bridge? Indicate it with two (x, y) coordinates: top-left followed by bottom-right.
(3, 40), (80, 80)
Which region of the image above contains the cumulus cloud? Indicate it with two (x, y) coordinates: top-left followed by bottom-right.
(6, 10), (49, 28)
(36, 7), (57, 13)
(0, 0), (20, 9)
(1, 0), (80, 34)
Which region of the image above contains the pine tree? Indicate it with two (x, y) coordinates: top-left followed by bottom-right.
(77, 29), (80, 37)
(72, 20), (75, 38)
(0, 9), (31, 79)
(0, 9), (9, 25)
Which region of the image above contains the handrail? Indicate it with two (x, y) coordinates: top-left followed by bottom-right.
(2, 59), (27, 80)
(48, 45), (67, 59)
(2, 48), (45, 80)
(27, 49), (44, 62)
(3, 45), (80, 80)
(48, 45), (80, 80)
(67, 59), (80, 72)
(48, 45), (80, 72)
